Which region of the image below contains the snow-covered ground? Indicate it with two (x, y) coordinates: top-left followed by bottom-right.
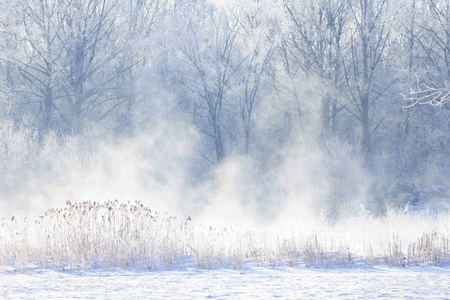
(1, 266), (449, 299)
(1, 200), (449, 298)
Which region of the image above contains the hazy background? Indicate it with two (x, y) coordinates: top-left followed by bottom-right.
(0, 0), (449, 224)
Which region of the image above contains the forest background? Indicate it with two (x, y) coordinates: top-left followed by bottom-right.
(0, 0), (448, 219)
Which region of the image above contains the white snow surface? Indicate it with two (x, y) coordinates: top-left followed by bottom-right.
(1, 266), (449, 299)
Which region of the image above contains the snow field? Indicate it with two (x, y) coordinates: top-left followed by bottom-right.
(1, 267), (449, 299)
(0, 201), (449, 272)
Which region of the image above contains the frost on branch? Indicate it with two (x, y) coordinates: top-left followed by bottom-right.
(403, 83), (450, 107)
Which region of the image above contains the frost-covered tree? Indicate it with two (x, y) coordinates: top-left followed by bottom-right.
(343, 0), (397, 158)
(175, 2), (245, 163)
(404, 0), (450, 108)
(233, 1), (280, 154)
(111, 0), (169, 130)
(1, 0), (66, 131)
(0, 0), (449, 189)
(1, 0), (141, 133)
(283, 0), (348, 137)
(58, 0), (124, 132)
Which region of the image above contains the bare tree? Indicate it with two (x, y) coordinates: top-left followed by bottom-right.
(283, 0), (349, 136)
(2, 0), (67, 131)
(113, 0), (169, 129)
(2, 0), (135, 133)
(404, 0), (450, 108)
(235, 2), (276, 154)
(343, 0), (395, 156)
(177, 4), (244, 163)
(59, 0), (124, 132)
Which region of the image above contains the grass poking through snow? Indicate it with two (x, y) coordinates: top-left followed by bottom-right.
(0, 201), (449, 271)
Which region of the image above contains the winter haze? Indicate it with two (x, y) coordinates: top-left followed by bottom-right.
(1, 0), (448, 221)
(1, 3), (450, 299)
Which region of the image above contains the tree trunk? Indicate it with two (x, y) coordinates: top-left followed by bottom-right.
(71, 41), (86, 133)
(361, 93), (370, 158)
(321, 96), (331, 134)
(215, 125), (225, 163)
(44, 85), (53, 131)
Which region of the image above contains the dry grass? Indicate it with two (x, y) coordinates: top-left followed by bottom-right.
(0, 201), (449, 271)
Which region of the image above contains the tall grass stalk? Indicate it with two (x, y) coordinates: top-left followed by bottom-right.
(0, 201), (449, 271)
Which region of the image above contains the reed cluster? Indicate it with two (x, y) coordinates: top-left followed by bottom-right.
(1, 201), (448, 271)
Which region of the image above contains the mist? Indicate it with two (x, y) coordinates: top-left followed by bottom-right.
(0, 0), (449, 226)
(0, 111), (416, 229)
